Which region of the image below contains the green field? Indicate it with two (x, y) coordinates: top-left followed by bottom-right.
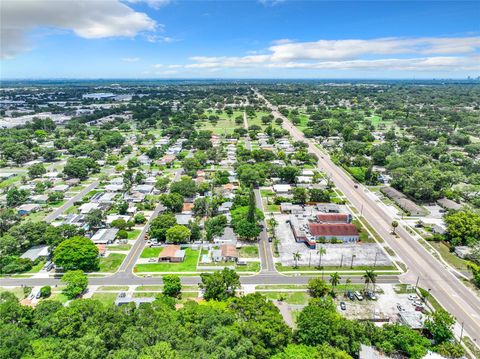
(92, 293), (118, 306)
(140, 246), (163, 258)
(134, 248), (200, 272)
(257, 291), (310, 305)
(98, 253), (126, 272)
(238, 245), (259, 258)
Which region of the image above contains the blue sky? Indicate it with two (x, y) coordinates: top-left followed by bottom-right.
(1, 0), (479, 79)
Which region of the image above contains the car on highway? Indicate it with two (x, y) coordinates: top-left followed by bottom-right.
(339, 301), (346, 310)
(354, 184), (358, 189)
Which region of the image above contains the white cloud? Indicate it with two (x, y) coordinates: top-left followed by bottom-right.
(1, 0), (157, 58)
(258, 0), (286, 7)
(125, 0), (171, 10)
(169, 36), (480, 73)
(122, 57), (140, 62)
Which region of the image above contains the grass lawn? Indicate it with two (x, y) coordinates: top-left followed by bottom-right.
(92, 293), (118, 306)
(140, 247), (163, 258)
(236, 262), (260, 272)
(0, 287), (26, 300)
(238, 245), (259, 258)
(275, 263), (397, 272)
(98, 253), (126, 272)
(28, 260), (46, 273)
(107, 244), (132, 251)
(198, 112), (243, 135)
(50, 292), (69, 304)
(134, 248), (200, 272)
(128, 229), (141, 240)
(136, 285), (163, 291)
(258, 291), (310, 305)
(266, 204), (280, 212)
(97, 286), (129, 291)
(428, 241), (471, 272)
(0, 175), (22, 189)
(260, 189), (275, 197)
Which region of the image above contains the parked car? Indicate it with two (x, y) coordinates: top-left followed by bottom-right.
(366, 291), (377, 300)
(408, 294), (419, 301)
(354, 291), (364, 301)
(35, 291), (41, 299)
(346, 291), (355, 300)
(148, 258), (156, 263)
(397, 303), (405, 312)
(413, 300), (424, 308)
(339, 301), (346, 310)
(119, 292), (126, 298)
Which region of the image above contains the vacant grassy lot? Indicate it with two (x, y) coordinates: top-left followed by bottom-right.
(428, 241), (471, 272)
(134, 249), (200, 272)
(140, 247), (163, 258)
(98, 253), (126, 272)
(128, 229), (142, 240)
(92, 293), (118, 306)
(257, 291), (310, 305)
(238, 245), (259, 258)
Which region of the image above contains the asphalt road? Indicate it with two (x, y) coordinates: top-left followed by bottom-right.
(243, 111), (275, 273)
(45, 180), (100, 222)
(254, 90), (480, 346)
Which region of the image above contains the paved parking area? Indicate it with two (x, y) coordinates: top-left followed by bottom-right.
(336, 284), (425, 323)
(275, 213), (391, 267)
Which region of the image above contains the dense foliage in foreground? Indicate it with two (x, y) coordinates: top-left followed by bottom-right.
(0, 290), (464, 359)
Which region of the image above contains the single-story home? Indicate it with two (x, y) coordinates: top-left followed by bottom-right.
(175, 213), (193, 225)
(91, 228), (119, 244)
(273, 184), (292, 194)
(106, 214), (132, 225)
(158, 245), (185, 263)
(280, 202), (304, 214)
(51, 184), (70, 192)
(212, 244), (238, 262)
(31, 194), (48, 204)
(17, 203), (41, 215)
(105, 184), (123, 192)
(20, 245), (50, 262)
(213, 227), (238, 245)
(78, 202), (100, 214)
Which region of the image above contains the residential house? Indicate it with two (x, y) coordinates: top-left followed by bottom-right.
(17, 203), (41, 216)
(158, 245), (185, 262)
(273, 184), (292, 194)
(20, 245), (50, 262)
(213, 227), (237, 245)
(91, 228), (119, 244)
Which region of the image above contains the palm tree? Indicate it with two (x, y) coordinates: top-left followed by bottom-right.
(363, 270), (377, 292)
(316, 246), (326, 269)
(391, 220), (399, 234)
(293, 251), (301, 269)
(345, 278), (352, 295)
(329, 272), (341, 295)
(268, 217), (278, 237)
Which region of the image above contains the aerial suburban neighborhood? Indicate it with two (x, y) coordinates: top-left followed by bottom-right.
(1, 0), (480, 358)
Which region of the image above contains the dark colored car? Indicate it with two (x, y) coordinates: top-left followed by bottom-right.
(346, 291), (355, 300)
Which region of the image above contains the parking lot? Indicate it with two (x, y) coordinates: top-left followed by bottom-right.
(335, 284), (427, 324)
(275, 213), (392, 268)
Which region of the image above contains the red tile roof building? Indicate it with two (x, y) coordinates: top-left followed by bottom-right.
(308, 223), (359, 242)
(316, 213), (352, 224)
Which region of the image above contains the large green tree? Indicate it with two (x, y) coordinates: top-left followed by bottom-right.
(53, 236), (99, 271)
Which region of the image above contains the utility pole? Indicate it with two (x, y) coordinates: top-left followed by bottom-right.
(350, 254), (356, 269)
(373, 251), (378, 267)
(415, 276), (420, 289)
(459, 322), (464, 343)
(340, 254), (344, 267)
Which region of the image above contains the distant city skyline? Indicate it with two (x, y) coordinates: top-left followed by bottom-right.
(1, 0), (479, 79)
